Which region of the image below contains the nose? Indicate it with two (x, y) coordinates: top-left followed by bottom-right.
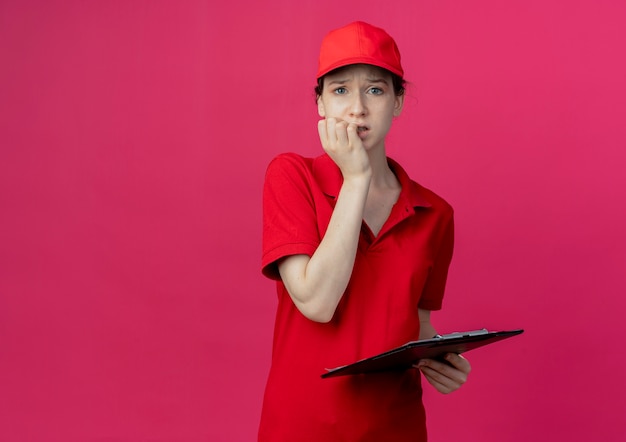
(349, 92), (366, 116)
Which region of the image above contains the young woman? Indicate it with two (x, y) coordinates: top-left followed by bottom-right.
(259, 21), (471, 441)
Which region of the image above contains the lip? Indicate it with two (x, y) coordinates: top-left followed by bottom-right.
(356, 125), (369, 138)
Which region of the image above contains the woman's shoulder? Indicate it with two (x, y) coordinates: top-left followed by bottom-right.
(265, 152), (337, 181)
(389, 157), (453, 214)
(411, 180), (454, 216)
(266, 152), (314, 174)
(264, 153), (323, 191)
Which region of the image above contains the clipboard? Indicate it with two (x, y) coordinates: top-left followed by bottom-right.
(321, 328), (524, 378)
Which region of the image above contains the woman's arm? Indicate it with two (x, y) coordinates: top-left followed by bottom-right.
(277, 119), (371, 323)
(418, 308), (438, 340)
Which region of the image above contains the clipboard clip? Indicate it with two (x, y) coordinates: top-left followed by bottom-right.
(433, 329), (489, 340)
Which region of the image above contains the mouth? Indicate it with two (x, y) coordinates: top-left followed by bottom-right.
(356, 126), (369, 134)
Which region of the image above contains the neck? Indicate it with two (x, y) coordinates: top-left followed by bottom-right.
(367, 146), (397, 189)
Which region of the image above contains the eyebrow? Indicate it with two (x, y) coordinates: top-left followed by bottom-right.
(326, 77), (390, 86)
(365, 77), (389, 84)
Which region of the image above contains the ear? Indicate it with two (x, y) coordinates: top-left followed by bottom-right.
(393, 94), (404, 117)
(317, 97), (326, 117)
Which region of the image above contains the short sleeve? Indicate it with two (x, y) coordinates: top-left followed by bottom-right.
(417, 210), (454, 310)
(261, 154), (321, 280)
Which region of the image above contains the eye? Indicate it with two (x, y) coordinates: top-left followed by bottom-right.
(333, 87), (348, 95)
(368, 87), (383, 95)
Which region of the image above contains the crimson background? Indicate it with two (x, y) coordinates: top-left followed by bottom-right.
(1, 1), (625, 441)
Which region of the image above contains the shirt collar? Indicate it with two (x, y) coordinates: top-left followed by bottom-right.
(312, 154), (432, 208)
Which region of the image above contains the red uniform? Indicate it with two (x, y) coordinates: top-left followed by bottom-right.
(259, 153), (454, 441)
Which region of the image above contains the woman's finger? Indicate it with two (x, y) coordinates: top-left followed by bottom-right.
(419, 365), (464, 394)
(334, 120), (349, 147)
(444, 353), (471, 374)
(317, 119), (329, 150)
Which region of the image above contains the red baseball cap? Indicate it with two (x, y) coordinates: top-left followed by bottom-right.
(316, 21), (404, 79)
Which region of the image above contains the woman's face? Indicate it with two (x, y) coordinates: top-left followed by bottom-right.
(317, 64), (404, 152)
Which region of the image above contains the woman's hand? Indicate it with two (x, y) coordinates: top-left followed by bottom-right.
(317, 117), (371, 180)
(414, 353), (471, 394)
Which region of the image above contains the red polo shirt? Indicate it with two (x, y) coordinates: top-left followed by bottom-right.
(260, 153), (454, 442)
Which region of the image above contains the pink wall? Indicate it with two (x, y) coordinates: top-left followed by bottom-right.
(1, 1), (625, 440)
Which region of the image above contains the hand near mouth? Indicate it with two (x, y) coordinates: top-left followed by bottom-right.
(318, 117), (372, 181)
